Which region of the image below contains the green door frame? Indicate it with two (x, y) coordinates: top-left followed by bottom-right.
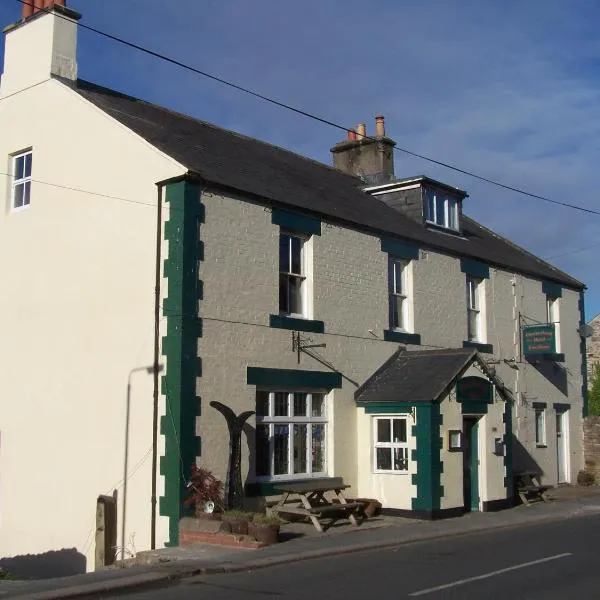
(469, 419), (480, 511)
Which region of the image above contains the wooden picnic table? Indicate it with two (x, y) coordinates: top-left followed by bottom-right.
(515, 471), (550, 506)
(272, 478), (363, 532)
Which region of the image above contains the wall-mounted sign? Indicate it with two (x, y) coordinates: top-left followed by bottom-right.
(523, 324), (556, 355)
(448, 430), (463, 451)
(456, 376), (493, 403)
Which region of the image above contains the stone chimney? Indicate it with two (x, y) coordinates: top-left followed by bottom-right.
(1, 0), (81, 98)
(330, 115), (396, 184)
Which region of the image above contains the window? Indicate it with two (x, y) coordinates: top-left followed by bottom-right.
(424, 189), (459, 231)
(389, 258), (409, 331)
(279, 233), (306, 317)
(466, 276), (483, 342)
(11, 150), (32, 210)
(546, 295), (561, 352)
(535, 407), (546, 446)
(373, 417), (409, 472)
(255, 390), (327, 480)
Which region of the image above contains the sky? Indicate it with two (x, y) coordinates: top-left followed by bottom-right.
(1, 0), (600, 318)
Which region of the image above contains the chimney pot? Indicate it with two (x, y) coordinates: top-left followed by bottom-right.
(375, 115), (385, 137)
(22, 0), (34, 18)
(356, 123), (366, 139)
(347, 129), (357, 141)
(33, 0), (43, 13)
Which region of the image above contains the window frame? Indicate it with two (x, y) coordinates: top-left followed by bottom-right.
(389, 257), (410, 332)
(279, 232), (308, 318)
(466, 276), (483, 342)
(546, 295), (561, 352)
(254, 389), (328, 482)
(11, 150), (33, 212)
(424, 189), (459, 231)
(535, 407), (546, 447)
(372, 416), (410, 474)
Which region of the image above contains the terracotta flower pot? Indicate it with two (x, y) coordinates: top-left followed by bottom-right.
(222, 515), (249, 535)
(249, 521), (280, 545)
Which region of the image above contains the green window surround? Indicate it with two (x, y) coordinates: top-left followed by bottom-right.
(460, 258), (489, 279)
(542, 281), (562, 298)
(383, 330), (421, 345)
(247, 367), (342, 389)
(272, 208), (321, 236)
(269, 314), (325, 333)
(380, 238), (419, 260)
(462, 340), (494, 354)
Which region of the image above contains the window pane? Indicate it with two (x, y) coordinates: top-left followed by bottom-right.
(393, 261), (404, 294)
(377, 419), (391, 443)
(288, 275), (302, 315)
(255, 424), (270, 477)
(425, 191), (435, 221)
(468, 309), (479, 341)
(293, 424), (307, 474)
(273, 425), (289, 475)
(13, 184), (24, 208)
(311, 394), (325, 417)
(274, 392), (288, 416)
(279, 273), (289, 313)
(290, 236), (302, 275)
(448, 199), (457, 229)
(23, 181), (31, 206)
(14, 155), (25, 180)
(535, 411), (544, 444)
(24, 153), (32, 178)
(293, 393), (307, 416)
(391, 295), (404, 330)
(393, 447), (408, 471)
(279, 235), (290, 272)
(436, 195), (445, 225)
(376, 447), (392, 470)
(256, 391), (269, 417)
(312, 424), (325, 472)
(392, 419), (407, 443)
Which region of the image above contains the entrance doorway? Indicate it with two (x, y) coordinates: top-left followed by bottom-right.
(463, 417), (480, 512)
(556, 410), (568, 484)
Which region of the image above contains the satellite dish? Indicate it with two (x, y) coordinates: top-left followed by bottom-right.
(578, 324), (594, 338)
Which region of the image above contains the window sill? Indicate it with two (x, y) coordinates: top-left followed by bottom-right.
(11, 204), (30, 214)
(372, 470), (410, 476)
(462, 340), (494, 354)
(536, 444), (547, 449)
(384, 330), (421, 345)
(269, 314), (325, 333)
(525, 353), (565, 363)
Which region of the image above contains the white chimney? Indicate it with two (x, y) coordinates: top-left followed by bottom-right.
(1, 3), (80, 98)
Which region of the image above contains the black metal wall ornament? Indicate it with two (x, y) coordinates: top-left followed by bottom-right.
(209, 401), (255, 510)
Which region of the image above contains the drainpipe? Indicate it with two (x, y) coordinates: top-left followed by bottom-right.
(151, 183), (163, 549)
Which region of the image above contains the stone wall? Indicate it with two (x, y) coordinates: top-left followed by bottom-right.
(586, 315), (600, 384)
(583, 417), (600, 481)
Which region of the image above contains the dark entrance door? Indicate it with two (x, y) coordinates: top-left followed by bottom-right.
(463, 417), (480, 512)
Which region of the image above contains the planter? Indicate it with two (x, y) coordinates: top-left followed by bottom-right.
(195, 506), (222, 520)
(249, 521), (280, 545)
(354, 498), (382, 518)
(222, 515), (250, 535)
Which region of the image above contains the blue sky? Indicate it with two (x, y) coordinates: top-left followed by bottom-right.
(2, 0), (600, 318)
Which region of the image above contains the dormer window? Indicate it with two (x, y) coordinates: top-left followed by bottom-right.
(424, 189), (459, 231)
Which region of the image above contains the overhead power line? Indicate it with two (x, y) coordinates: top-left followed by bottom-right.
(11, 0), (600, 217)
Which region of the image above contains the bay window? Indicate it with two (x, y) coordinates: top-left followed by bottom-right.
(255, 390), (327, 479)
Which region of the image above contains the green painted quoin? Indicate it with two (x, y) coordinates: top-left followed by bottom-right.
(159, 179), (203, 547)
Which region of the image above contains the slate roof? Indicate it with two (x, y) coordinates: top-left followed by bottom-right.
(355, 348), (477, 404)
(63, 78), (583, 289)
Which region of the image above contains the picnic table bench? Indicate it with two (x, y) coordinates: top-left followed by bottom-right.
(515, 471), (550, 506)
(271, 478), (363, 532)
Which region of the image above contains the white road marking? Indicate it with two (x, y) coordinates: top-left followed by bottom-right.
(409, 552), (573, 597)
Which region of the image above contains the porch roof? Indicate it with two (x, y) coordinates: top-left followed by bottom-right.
(355, 347), (477, 405)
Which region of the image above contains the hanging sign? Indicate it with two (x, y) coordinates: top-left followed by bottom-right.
(456, 376), (493, 403)
(523, 324), (556, 355)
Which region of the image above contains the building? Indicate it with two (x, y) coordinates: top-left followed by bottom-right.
(0, 1), (587, 570)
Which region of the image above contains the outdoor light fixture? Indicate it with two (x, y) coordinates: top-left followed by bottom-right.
(448, 430), (463, 451)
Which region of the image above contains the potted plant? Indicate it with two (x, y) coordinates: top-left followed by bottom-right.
(184, 465), (224, 519)
(221, 509), (254, 535)
(249, 513), (281, 545)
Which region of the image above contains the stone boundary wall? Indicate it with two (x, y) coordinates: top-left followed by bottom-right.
(584, 417), (600, 481)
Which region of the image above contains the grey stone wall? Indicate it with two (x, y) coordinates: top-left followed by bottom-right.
(586, 314), (600, 383)
(584, 417), (600, 480)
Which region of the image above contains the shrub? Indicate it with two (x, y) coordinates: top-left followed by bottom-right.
(184, 465), (224, 512)
(577, 470), (595, 486)
(253, 513), (281, 525)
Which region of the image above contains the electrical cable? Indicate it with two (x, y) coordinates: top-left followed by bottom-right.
(12, 0), (600, 217)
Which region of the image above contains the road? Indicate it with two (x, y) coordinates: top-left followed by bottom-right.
(108, 513), (600, 599)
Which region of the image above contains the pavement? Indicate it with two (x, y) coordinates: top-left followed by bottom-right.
(2, 485), (600, 600)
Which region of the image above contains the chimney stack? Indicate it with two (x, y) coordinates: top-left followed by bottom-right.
(330, 115), (396, 184)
